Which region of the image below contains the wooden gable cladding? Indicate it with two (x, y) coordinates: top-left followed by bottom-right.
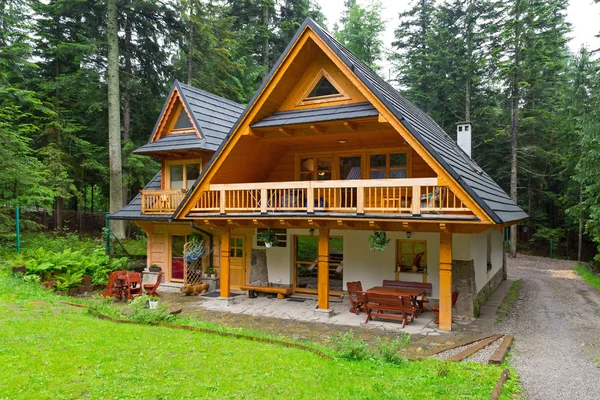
(279, 53), (367, 111)
(150, 88), (201, 143)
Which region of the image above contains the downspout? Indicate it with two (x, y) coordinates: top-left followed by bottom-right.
(190, 222), (213, 271)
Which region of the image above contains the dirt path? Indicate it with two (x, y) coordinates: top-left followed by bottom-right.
(500, 255), (600, 400)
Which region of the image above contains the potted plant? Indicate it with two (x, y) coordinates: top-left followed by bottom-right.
(149, 264), (162, 273)
(208, 267), (216, 278)
(258, 229), (278, 248)
(369, 231), (390, 252)
(148, 297), (159, 310)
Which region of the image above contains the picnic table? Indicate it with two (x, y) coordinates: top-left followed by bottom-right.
(367, 286), (425, 318)
(363, 286), (422, 327)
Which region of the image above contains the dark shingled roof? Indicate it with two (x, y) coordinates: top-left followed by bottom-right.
(134, 81), (245, 155)
(174, 18), (527, 224)
(109, 172), (170, 221)
(306, 20), (527, 224)
(251, 102), (378, 128)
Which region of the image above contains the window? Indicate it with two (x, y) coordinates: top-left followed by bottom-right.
(396, 240), (427, 273)
(294, 236), (344, 293)
(369, 152), (407, 179)
(167, 160), (202, 190)
(487, 233), (492, 271)
(299, 69), (350, 105)
(299, 157), (332, 181)
(307, 76), (340, 98)
(340, 156), (362, 180)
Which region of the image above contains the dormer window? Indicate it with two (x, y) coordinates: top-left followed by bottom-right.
(168, 106), (196, 135)
(298, 69), (350, 105)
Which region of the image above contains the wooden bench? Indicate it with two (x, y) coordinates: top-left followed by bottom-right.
(239, 285), (292, 299)
(382, 280), (432, 312)
(363, 292), (417, 328)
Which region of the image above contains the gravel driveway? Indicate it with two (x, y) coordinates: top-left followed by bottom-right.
(500, 255), (600, 399)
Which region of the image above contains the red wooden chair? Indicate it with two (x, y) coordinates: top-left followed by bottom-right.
(125, 272), (143, 300)
(144, 271), (163, 298)
(432, 291), (460, 324)
(99, 270), (127, 298)
(347, 281), (366, 315)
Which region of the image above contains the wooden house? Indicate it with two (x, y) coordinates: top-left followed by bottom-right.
(111, 19), (527, 331)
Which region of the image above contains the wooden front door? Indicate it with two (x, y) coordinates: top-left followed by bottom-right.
(229, 236), (246, 289)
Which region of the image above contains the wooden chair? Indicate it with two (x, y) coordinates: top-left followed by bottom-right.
(144, 271), (163, 297)
(125, 272), (143, 300)
(99, 270), (127, 298)
(431, 291), (460, 324)
(346, 281), (366, 315)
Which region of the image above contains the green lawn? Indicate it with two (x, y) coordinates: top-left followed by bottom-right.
(575, 264), (600, 292)
(0, 276), (520, 399)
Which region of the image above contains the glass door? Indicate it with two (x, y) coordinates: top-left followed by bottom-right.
(171, 235), (186, 282)
(340, 156), (361, 209)
(294, 236), (344, 294)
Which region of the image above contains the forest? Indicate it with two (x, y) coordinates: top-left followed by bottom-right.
(1, 0), (600, 262)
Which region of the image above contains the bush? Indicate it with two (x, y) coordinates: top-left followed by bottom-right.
(126, 294), (176, 324)
(327, 331), (370, 361)
(375, 335), (410, 365)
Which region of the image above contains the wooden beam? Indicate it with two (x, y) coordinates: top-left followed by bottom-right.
(343, 121), (356, 132)
(402, 222), (410, 230)
(227, 219), (242, 227)
(448, 335), (503, 362)
(278, 127), (292, 137)
(488, 335), (514, 365)
(336, 220), (353, 228)
(439, 230), (453, 331)
(317, 227), (330, 310)
(220, 228), (231, 298)
(377, 113), (390, 125)
(368, 220), (381, 230)
(308, 219), (321, 227)
(310, 124), (324, 135)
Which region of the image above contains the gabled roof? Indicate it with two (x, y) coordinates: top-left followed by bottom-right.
(136, 81), (245, 154)
(251, 102), (378, 128)
(173, 18), (526, 224)
(109, 172), (169, 221)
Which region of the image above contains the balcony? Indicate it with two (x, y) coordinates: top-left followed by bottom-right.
(141, 189), (187, 214)
(189, 178), (473, 219)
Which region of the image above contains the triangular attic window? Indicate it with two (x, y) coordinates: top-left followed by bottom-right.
(172, 109), (193, 131)
(307, 76), (340, 98)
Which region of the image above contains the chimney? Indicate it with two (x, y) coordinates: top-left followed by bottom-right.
(456, 122), (472, 157)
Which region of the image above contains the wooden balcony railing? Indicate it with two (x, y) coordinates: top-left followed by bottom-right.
(191, 178), (472, 217)
(141, 189), (187, 214)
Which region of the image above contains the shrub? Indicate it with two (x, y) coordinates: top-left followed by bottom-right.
(375, 334), (410, 365)
(126, 294), (176, 324)
(327, 331), (370, 361)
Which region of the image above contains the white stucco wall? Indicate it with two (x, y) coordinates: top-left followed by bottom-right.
(470, 229), (504, 292)
(250, 228), (503, 298)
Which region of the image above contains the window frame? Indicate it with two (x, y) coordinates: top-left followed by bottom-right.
(368, 151), (410, 180)
(297, 69), (351, 106)
(164, 158), (203, 190)
(396, 239), (428, 274)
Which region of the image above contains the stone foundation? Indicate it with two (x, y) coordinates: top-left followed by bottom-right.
(474, 257), (506, 315)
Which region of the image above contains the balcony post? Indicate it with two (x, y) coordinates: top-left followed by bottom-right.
(356, 186), (364, 214)
(439, 230), (453, 331)
(307, 185), (314, 214)
(317, 227), (330, 310)
(220, 228), (231, 298)
(141, 192), (146, 213)
(260, 188), (268, 213)
(412, 185), (421, 215)
(220, 190), (226, 214)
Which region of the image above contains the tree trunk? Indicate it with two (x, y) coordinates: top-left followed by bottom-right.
(262, 5), (269, 78)
(107, 0), (125, 238)
(122, 15), (132, 142)
(578, 182), (583, 262)
(509, 0), (521, 259)
(187, 4), (194, 85)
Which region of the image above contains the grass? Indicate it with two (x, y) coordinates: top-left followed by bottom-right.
(0, 272), (520, 399)
(496, 279), (522, 324)
(574, 264), (600, 292)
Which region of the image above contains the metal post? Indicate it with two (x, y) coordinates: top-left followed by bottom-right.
(549, 239), (553, 259)
(105, 212), (111, 254)
(16, 206), (20, 254)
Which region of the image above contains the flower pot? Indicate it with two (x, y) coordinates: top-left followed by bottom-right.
(411, 265), (418, 273)
(148, 300), (159, 310)
(149, 266), (162, 273)
(210, 274), (216, 278)
(265, 242), (272, 248)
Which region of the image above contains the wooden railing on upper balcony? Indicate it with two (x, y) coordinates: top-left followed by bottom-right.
(190, 178), (472, 217)
(141, 189), (187, 214)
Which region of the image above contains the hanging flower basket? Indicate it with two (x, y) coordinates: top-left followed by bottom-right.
(369, 231), (390, 252)
(258, 229), (278, 248)
(183, 240), (207, 263)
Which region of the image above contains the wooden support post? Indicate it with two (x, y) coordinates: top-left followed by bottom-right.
(219, 190), (226, 214)
(439, 230), (453, 331)
(357, 186), (364, 214)
(220, 228), (231, 298)
(317, 227), (330, 310)
(307, 186), (314, 213)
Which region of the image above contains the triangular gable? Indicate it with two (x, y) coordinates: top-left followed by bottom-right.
(173, 19), (526, 224)
(297, 68), (350, 105)
(149, 82), (202, 143)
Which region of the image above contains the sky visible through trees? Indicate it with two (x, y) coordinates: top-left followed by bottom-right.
(1, 0), (600, 260)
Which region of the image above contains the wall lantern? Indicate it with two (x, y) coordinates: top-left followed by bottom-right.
(309, 229), (315, 237)
(406, 231), (412, 239)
